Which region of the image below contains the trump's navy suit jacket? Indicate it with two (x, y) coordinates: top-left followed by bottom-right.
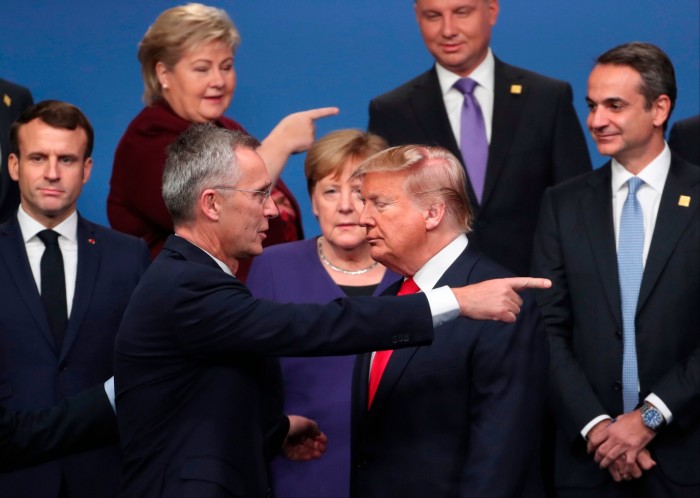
(532, 155), (700, 488)
(351, 246), (549, 498)
(368, 59), (591, 275)
(114, 235), (434, 498)
(0, 214), (149, 497)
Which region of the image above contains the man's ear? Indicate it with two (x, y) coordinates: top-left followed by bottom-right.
(8, 154), (19, 181)
(652, 94), (672, 129)
(425, 201), (446, 231)
(200, 189), (223, 222)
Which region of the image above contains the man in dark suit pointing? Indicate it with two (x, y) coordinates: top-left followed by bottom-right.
(368, 0), (591, 276)
(114, 124), (551, 497)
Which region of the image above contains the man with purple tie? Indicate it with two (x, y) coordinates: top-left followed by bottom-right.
(368, 0), (591, 276)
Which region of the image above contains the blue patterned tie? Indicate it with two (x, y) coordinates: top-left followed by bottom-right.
(618, 177), (644, 413)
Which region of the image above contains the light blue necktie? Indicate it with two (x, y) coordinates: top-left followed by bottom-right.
(618, 177), (645, 413)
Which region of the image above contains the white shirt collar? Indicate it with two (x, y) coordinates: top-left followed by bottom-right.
(17, 205), (78, 243)
(611, 143), (671, 196)
(412, 234), (469, 292)
(435, 48), (495, 97)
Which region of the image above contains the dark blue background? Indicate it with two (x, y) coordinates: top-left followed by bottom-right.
(2, 0), (698, 236)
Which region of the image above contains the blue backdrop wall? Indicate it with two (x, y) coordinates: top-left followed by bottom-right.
(2, 0), (698, 236)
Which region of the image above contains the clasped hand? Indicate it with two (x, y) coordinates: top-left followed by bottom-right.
(586, 411), (657, 481)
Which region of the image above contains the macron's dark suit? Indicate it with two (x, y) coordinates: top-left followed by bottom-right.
(0, 215), (150, 497)
(0, 384), (117, 472)
(114, 235), (435, 498)
(0, 79), (33, 224)
(531, 156), (700, 491)
(669, 115), (700, 166)
(368, 59), (591, 275)
(350, 246), (549, 498)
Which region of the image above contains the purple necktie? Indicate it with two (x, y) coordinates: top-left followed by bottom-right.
(454, 78), (488, 203)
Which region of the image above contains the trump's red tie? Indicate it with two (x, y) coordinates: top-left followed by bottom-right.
(367, 277), (421, 408)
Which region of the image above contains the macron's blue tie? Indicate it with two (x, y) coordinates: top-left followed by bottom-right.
(618, 177), (644, 413)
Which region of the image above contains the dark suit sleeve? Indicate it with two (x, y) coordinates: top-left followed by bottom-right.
(668, 115), (700, 166)
(0, 385), (118, 471)
(550, 83), (592, 183)
(459, 295), (549, 497)
(531, 188), (608, 442)
(367, 99), (389, 142)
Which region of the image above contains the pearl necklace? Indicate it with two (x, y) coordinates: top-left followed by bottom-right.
(317, 237), (379, 275)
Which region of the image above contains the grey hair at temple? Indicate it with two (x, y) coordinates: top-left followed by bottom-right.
(162, 124), (259, 225)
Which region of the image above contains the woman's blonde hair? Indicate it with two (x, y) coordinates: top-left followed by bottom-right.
(304, 129), (388, 196)
(138, 3), (240, 105)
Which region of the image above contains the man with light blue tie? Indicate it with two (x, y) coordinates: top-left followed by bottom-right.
(532, 42), (700, 497)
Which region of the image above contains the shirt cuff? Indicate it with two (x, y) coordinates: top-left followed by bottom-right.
(104, 377), (116, 413)
(645, 393), (673, 424)
(581, 414), (613, 440)
(425, 286), (460, 327)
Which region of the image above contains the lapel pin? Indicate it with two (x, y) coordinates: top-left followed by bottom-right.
(678, 195), (691, 207)
(510, 84), (522, 94)
(3, 94), (11, 107)
(88, 238), (96, 245)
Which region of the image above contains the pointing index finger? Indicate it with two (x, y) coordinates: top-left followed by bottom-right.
(304, 107), (340, 120)
(509, 277), (552, 291)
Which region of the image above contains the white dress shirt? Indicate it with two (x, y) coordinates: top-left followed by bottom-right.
(17, 206), (79, 317)
(436, 49), (495, 145)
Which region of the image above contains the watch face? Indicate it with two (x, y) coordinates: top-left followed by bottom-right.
(642, 406), (663, 430)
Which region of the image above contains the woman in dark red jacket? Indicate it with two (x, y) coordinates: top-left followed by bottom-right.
(108, 3), (337, 279)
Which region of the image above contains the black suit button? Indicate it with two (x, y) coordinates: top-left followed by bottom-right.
(614, 381), (622, 391)
(615, 329), (622, 339)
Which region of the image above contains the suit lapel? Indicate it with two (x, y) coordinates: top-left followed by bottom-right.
(409, 68), (462, 160)
(0, 218), (57, 351)
(638, 157), (699, 312)
(581, 165), (622, 327)
(482, 60), (527, 209)
(368, 247), (478, 415)
(61, 216), (99, 362)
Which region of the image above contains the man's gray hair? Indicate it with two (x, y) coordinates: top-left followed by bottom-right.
(162, 124), (260, 225)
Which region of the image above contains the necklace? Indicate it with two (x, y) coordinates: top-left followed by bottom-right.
(317, 237), (379, 275)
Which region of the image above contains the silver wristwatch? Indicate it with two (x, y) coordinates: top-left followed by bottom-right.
(640, 402), (664, 431)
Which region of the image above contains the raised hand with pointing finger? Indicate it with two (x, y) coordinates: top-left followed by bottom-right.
(259, 107), (340, 183)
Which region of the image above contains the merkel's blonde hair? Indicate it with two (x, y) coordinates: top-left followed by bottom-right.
(352, 145), (472, 233)
(304, 129), (388, 196)
(138, 3), (240, 105)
